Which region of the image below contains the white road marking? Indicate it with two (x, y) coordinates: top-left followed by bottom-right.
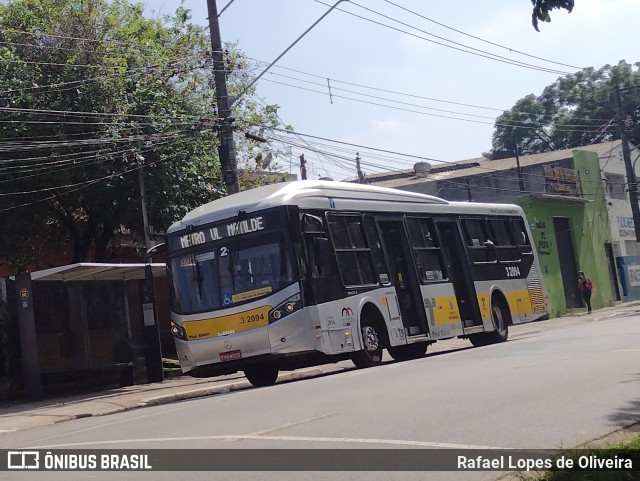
(611, 349), (640, 352)
(515, 356), (569, 368)
(245, 413), (337, 436)
(26, 435), (505, 450)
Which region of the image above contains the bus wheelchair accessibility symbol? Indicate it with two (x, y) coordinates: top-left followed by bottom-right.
(222, 292), (233, 306)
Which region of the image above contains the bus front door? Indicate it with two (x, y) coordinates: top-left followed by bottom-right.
(378, 221), (429, 336)
(436, 221), (482, 327)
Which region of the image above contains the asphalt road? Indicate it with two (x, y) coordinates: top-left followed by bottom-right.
(1, 313), (639, 481)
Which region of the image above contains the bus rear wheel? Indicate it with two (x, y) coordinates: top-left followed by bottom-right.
(388, 342), (428, 362)
(469, 299), (509, 346)
(244, 366), (279, 387)
(352, 322), (384, 368)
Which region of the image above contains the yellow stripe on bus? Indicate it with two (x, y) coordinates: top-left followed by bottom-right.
(432, 295), (461, 325)
(476, 293), (490, 319)
(504, 289), (535, 315)
(182, 305), (271, 340)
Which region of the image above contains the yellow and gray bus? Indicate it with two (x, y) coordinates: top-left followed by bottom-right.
(166, 181), (547, 387)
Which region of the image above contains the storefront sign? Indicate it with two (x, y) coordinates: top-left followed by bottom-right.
(543, 166), (581, 197)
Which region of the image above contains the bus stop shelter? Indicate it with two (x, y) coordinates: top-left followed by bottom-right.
(2, 263), (167, 400)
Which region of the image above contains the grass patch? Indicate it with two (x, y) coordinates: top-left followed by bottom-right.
(521, 434), (640, 481)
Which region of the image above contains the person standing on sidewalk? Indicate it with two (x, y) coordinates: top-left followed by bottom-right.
(577, 271), (595, 314)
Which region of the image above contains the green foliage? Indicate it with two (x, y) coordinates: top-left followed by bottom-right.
(531, 0), (574, 32)
(487, 60), (640, 160)
(0, 0), (287, 267)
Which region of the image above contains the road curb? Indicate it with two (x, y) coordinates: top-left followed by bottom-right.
(138, 368), (325, 407)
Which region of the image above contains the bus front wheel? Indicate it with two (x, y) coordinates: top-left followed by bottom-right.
(352, 321), (384, 368)
(244, 366), (279, 387)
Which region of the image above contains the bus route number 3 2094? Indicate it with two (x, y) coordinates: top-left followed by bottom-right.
(240, 313), (265, 324)
(505, 266), (521, 277)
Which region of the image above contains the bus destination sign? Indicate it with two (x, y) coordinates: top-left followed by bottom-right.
(175, 216), (266, 250)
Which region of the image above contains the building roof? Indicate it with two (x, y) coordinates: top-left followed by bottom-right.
(358, 140), (627, 188)
(26, 263), (166, 282)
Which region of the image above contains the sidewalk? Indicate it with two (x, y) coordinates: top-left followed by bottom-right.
(1, 302), (638, 434)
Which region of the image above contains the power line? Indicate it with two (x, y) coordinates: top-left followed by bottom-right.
(260, 78), (612, 132)
(261, 70), (613, 124)
(382, 0), (583, 70)
(313, 0), (571, 75)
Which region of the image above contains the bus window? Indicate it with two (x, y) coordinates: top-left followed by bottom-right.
(328, 214), (378, 287)
(406, 217), (447, 282)
(462, 218), (495, 263)
(462, 218), (488, 246)
(489, 218), (520, 262)
(512, 218), (532, 254)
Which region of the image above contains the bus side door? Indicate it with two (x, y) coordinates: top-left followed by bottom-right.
(377, 220), (429, 336)
(435, 220), (482, 328)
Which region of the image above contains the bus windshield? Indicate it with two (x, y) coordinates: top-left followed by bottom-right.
(169, 232), (295, 314)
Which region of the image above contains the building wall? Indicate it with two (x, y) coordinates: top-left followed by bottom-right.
(515, 151), (614, 317)
(599, 142), (640, 257)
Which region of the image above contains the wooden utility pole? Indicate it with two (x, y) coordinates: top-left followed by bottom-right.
(356, 152), (364, 183)
(300, 154), (307, 180)
(513, 131), (525, 192)
(614, 87), (640, 241)
(207, 0), (239, 195)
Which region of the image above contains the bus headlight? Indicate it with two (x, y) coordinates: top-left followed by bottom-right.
(269, 294), (302, 323)
(170, 321), (188, 340)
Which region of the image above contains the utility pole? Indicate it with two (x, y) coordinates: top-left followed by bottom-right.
(300, 154), (307, 180)
(614, 87), (640, 241)
(207, 0), (239, 195)
(356, 152), (364, 183)
(513, 131), (525, 192)
(139, 166), (151, 249)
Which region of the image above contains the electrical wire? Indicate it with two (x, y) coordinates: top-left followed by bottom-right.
(382, 0), (583, 70)
(313, 0), (572, 75)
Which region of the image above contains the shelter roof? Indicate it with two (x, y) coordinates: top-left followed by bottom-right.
(27, 263), (165, 282)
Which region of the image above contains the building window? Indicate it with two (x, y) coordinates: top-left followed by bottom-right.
(603, 173), (627, 201)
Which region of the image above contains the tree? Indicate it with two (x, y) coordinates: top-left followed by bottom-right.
(531, 0), (574, 32)
(486, 60), (640, 160)
(0, 0), (286, 269)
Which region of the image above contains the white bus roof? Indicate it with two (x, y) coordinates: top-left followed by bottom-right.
(167, 180), (524, 234)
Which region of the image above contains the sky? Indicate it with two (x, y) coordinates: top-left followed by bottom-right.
(144, 0), (640, 181)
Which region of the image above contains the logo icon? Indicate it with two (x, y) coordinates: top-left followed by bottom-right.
(224, 340), (232, 349)
(19, 288), (29, 301)
(8, 451), (39, 469)
(341, 307), (354, 317)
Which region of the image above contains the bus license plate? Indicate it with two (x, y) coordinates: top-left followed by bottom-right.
(219, 350), (242, 362)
